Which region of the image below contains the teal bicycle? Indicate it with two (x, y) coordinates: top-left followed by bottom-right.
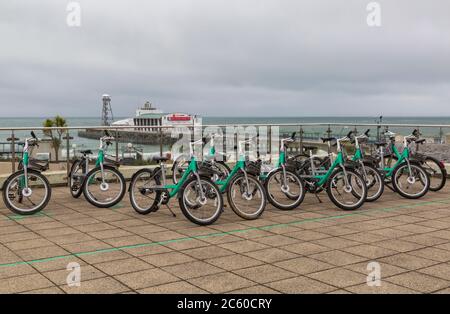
(128, 139), (224, 225)
(2, 131), (51, 215)
(349, 129), (384, 202)
(212, 137), (266, 220)
(262, 133), (306, 210)
(78, 131), (126, 208)
(295, 132), (368, 210)
(373, 131), (430, 199)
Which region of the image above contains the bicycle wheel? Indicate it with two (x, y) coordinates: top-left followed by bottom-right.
(211, 161), (231, 181)
(392, 163), (429, 199)
(178, 176), (223, 225)
(356, 164), (384, 202)
(82, 165), (126, 208)
(227, 173), (266, 219)
(129, 168), (162, 214)
(265, 168), (305, 210)
(421, 156), (446, 192)
(69, 159), (85, 198)
(326, 168), (367, 210)
(2, 169), (51, 215)
(172, 154), (189, 184)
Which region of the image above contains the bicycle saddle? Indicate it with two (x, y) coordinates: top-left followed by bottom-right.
(415, 139), (426, 145)
(374, 141), (387, 147)
(321, 137), (336, 143)
(80, 149), (93, 155)
(153, 155), (170, 162)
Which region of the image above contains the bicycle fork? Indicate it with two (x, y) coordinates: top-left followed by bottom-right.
(98, 162), (109, 191)
(280, 164), (290, 193)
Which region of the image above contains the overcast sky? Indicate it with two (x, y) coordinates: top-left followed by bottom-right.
(1, 0), (449, 117)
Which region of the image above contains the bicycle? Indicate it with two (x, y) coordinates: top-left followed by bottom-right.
(212, 137), (267, 220)
(373, 130), (430, 199)
(261, 132), (306, 210)
(386, 129), (446, 192)
(69, 149), (121, 198)
(349, 129), (384, 202)
(128, 139), (224, 226)
(2, 131), (51, 215)
(80, 131), (126, 208)
(295, 132), (368, 210)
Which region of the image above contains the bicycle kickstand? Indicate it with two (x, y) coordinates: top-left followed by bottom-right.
(314, 192), (323, 203)
(164, 204), (177, 217)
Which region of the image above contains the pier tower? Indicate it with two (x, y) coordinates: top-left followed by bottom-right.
(101, 94), (114, 126)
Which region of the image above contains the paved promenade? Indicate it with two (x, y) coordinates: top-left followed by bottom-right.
(1, 185), (450, 294)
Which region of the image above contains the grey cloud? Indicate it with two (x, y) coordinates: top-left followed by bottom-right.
(0, 0), (449, 117)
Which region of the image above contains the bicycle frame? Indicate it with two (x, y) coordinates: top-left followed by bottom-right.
(19, 140), (31, 191)
(163, 157), (199, 198)
(305, 135), (352, 189)
(215, 155), (247, 193)
(314, 152), (345, 186)
(153, 139), (207, 202)
(378, 140), (410, 178)
(214, 139), (253, 194)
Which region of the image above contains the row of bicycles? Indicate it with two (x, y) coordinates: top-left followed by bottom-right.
(1, 129), (446, 226)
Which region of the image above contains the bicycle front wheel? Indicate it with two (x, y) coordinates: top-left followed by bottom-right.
(327, 169), (367, 210)
(82, 165), (126, 208)
(357, 164), (384, 202)
(392, 163), (429, 199)
(265, 168), (305, 210)
(2, 169), (51, 215)
(178, 176), (223, 225)
(227, 173), (266, 219)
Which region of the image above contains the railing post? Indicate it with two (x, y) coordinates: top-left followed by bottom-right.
(326, 125), (332, 138)
(299, 126), (303, 154)
(268, 126), (272, 162)
(234, 131), (238, 162)
(115, 129), (119, 162)
(66, 130), (70, 181)
(11, 130), (15, 172)
(159, 127), (163, 157)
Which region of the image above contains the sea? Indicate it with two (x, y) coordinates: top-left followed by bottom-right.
(1, 116), (449, 155)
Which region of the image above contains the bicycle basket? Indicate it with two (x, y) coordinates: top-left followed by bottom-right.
(245, 160), (262, 176)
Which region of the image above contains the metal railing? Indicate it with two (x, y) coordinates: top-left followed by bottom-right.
(0, 121), (449, 177)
